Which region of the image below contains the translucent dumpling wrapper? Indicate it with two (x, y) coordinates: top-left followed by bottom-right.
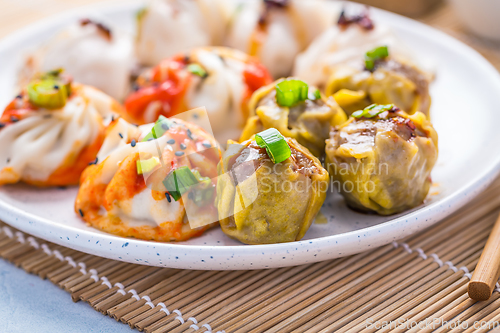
(125, 47), (273, 144)
(293, 9), (413, 89)
(0, 77), (124, 187)
(325, 55), (432, 117)
(224, 0), (340, 78)
(217, 136), (329, 244)
(240, 78), (347, 157)
(20, 19), (134, 100)
(325, 107), (438, 215)
(135, 0), (226, 66)
(75, 117), (221, 241)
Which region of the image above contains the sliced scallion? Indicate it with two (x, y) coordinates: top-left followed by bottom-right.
(187, 63), (208, 78)
(255, 128), (291, 164)
(162, 166), (199, 201)
(27, 79), (68, 109)
(275, 79), (309, 107)
(136, 156), (160, 175)
(364, 46), (389, 71)
(141, 115), (171, 142)
(352, 104), (395, 119)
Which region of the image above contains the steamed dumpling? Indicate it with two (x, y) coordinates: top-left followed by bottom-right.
(125, 47), (272, 143)
(0, 71), (124, 186)
(135, 0), (226, 66)
(325, 105), (438, 215)
(294, 9), (410, 88)
(21, 19), (134, 100)
(225, 0), (340, 78)
(75, 117), (220, 241)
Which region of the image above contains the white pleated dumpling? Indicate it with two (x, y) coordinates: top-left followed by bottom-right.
(0, 72), (124, 187)
(224, 0), (340, 78)
(21, 19), (134, 101)
(135, 0), (227, 66)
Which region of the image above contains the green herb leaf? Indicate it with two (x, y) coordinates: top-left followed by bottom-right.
(187, 63), (208, 78)
(255, 128), (291, 164)
(364, 46), (389, 70)
(141, 115), (171, 142)
(275, 79), (309, 107)
(162, 166), (199, 201)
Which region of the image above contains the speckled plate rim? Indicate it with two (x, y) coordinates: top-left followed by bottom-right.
(0, 2), (500, 270)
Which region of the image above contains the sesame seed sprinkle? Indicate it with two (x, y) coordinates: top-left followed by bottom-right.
(165, 192), (171, 203)
(161, 123), (170, 130)
(167, 139), (175, 144)
(175, 151), (184, 156)
(78, 209), (84, 217)
(202, 142), (211, 148)
(180, 143), (187, 150)
(0, 123), (5, 129)
(10, 116), (19, 123)
(131, 140), (137, 147)
(187, 129), (194, 140)
(118, 133), (124, 139)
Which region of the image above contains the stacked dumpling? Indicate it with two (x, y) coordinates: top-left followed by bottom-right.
(75, 116), (220, 241)
(0, 70), (124, 186)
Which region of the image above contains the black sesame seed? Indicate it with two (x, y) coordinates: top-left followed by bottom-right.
(54, 85), (59, 90)
(6, 158), (10, 163)
(118, 133), (123, 139)
(148, 138), (154, 141)
(175, 151), (184, 156)
(88, 157), (98, 165)
(180, 143), (187, 150)
(0, 123), (5, 129)
(131, 140), (137, 147)
(187, 129), (193, 140)
(10, 116), (18, 123)
(132, 83), (140, 91)
(16, 94), (22, 99)
(161, 123), (170, 131)
(202, 142), (211, 148)
(165, 192), (171, 203)
(167, 139), (175, 145)
(111, 115), (115, 122)
(78, 209), (84, 217)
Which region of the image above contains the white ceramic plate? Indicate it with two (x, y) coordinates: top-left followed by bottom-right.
(1, 2), (500, 270)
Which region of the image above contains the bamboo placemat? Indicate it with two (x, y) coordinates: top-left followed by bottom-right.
(2, 178), (500, 332)
(1, 1), (500, 332)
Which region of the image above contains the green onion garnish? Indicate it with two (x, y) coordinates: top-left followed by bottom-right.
(275, 79), (309, 107)
(162, 166), (199, 201)
(352, 104), (395, 119)
(27, 70), (71, 109)
(142, 115), (171, 142)
(364, 46), (389, 71)
(308, 89), (321, 101)
(255, 128), (291, 164)
(136, 156), (160, 175)
(187, 64), (208, 78)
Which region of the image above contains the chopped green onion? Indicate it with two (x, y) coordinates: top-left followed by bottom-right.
(136, 156), (160, 175)
(308, 88), (321, 101)
(275, 79), (309, 107)
(352, 104), (395, 119)
(364, 46), (389, 70)
(27, 79), (68, 109)
(187, 63), (208, 78)
(162, 166), (199, 201)
(27, 69), (71, 109)
(255, 128), (291, 164)
(142, 115), (171, 142)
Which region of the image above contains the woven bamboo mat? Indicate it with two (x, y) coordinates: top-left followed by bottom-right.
(2, 1), (500, 332)
(2, 178), (500, 332)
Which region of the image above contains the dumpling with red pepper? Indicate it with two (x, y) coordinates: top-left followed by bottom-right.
(124, 47), (272, 143)
(325, 46), (432, 117)
(325, 104), (438, 215)
(294, 8), (411, 89)
(135, 0), (226, 66)
(217, 129), (329, 244)
(0, 70), (124, 187)
(240, 78), (347, 157)
(75, 116), (220, 241)
(20, 19), (134, 100)
(224, 0), (340, 78)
